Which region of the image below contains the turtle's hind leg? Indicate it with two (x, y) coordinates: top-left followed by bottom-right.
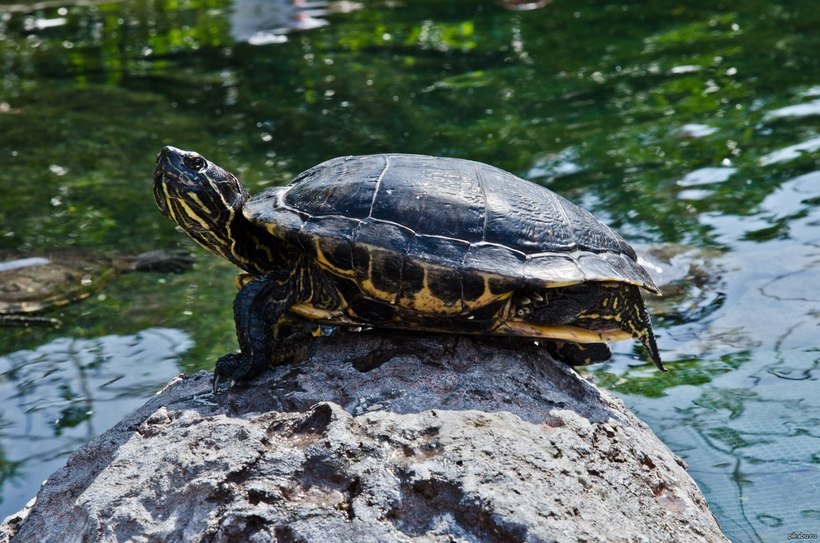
(545, 341), (612, 366)
(577, 284), (665, 371)
(633, 298), (665, 371)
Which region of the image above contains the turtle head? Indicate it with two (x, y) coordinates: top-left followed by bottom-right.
(153, 146), (250, 264)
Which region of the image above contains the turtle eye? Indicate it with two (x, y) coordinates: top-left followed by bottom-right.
(185, 154), (207, 171)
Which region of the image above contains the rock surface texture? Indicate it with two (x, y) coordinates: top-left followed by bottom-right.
(1, 332), (728, 543)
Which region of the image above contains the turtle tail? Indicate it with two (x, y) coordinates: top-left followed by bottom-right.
(637, 304), (665, 371)
(619, 286), (665, 371)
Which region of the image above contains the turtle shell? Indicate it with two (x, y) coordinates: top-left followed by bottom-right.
(244, 154), (658, 314)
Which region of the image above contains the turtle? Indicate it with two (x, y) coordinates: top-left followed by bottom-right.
(152, 147), (665, 390)
(0, 249), (193, 326)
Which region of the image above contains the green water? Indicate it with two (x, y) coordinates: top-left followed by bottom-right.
(1, 1), (818, 540)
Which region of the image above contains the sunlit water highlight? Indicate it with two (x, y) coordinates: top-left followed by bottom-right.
(0, 329), (190, 517)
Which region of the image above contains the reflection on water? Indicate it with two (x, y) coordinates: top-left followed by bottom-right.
(623, 349), (819, 543)
(644, 171), (820, 360)
(0, 328), (191, 518)
(601, 167), (820, 541)
(760, 136), (820, 166)
(676, 167), (736, 187)
(699, 171), (819, 355)
(231, 0), (361, 45)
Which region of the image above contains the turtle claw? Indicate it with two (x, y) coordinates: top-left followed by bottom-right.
(211, 374), (235, 395)
(213, 352), (244, 394)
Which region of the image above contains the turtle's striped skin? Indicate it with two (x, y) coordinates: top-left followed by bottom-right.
(153, 148), (664, 388)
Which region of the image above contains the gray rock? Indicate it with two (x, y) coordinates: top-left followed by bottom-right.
(1, 332), (728, 543)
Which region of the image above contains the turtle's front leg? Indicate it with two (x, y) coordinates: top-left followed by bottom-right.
(213, 270), (303, 392)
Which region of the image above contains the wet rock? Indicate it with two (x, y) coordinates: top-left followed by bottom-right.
(1, 332), (728, 543)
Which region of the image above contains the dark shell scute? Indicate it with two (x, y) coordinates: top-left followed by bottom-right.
(243, 188), (301, 238)
(523, 254), (585, 285)
(299, 215), (358, 270)
(351, 219), (413, 295)
(351, 245), (370, 283)
(371, 155), (485, 241)
(577, 252), (654, 289)
(406, 235), (471, 267)
(285, 156), (381, 219)
(556, 199), (624, 254)
(351, 219), (413, 253)
(426, 268), (463, 307)
(368, 251), (404, 294)
(462, 243), (525, 279)
(483, 176), (575, 253)
(398, 260), (426, 300)
(462, 273), (488, 302)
